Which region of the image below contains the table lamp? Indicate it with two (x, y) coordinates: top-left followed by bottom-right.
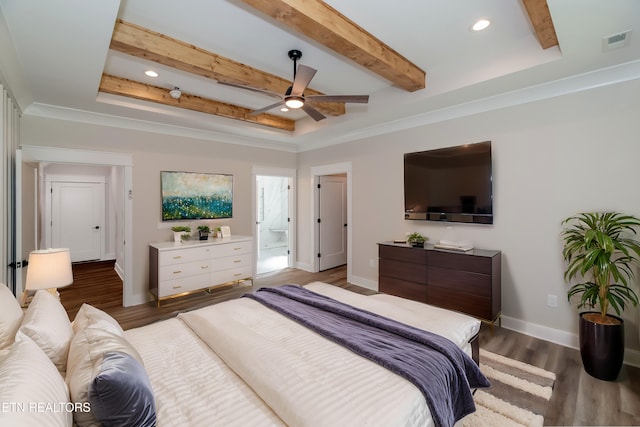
(22, 248), (73, 305)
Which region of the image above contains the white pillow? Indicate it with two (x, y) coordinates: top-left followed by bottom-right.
(0, 282), (23, 349)
(66, 326), (144, 427)
(0, 332), (72, 427)
(72, 303), (123, 336)
(19, 290), (74, 373)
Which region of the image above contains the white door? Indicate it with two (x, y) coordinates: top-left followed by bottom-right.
(318, 175), (347, 271)
(51, 182), (104, 262)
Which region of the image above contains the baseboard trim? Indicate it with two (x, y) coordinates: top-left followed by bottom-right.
(294, 261), (314, 272)
(349, 274), (378, 292)
(501, 315), (640, 368)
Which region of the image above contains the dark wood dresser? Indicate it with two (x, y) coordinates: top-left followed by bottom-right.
(378, 242), (501, 324)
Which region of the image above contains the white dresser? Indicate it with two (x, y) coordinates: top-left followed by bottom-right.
(149, 235), (253, 305)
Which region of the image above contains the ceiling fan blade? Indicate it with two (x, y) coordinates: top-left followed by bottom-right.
(218, 81), (283, 100)
(249, 100), (285, 116)
(301, 103), (326, 121)
(291, 65), (317, 96)
(306, 94), (369, 104)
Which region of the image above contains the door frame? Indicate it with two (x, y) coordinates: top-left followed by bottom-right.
(18, 145), (134, 306)
(310, 162), (352, 280)
(252, 166), (296, 276)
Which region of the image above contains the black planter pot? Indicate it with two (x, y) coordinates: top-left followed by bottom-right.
(579, 311), (624, 381)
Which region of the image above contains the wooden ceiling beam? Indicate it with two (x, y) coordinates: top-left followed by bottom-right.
(109, 20), (344, 117)
(99, 74), (295, 132)
(522, 0), (559, 49)
(238, 0), (425, 92)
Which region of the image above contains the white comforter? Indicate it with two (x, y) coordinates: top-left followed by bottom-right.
(127, 282), (480, 427)
(179, 297), (432, 427)
(124, 318), (284, 426)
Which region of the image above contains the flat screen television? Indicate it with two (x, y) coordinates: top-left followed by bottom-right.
(404, 141), (493, 224)
(161, 171), (233, 221)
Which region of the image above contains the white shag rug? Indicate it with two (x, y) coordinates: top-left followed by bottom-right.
(459, 349), (557, 427)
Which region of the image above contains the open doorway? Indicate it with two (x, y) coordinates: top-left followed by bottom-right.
(253, 167), (296, 276)
(256, 175), (290, 274)
(18, 146), (134, 306)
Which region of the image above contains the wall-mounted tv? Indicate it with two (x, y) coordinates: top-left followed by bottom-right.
(161, 171), (233, 221)
(404, 141), (493, 224)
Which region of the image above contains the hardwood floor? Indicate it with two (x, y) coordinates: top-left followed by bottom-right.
(60, 261), (640, 426)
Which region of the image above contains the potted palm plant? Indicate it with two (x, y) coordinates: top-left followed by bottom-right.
(561, 212), (640, 380)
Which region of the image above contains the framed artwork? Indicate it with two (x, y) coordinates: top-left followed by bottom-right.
(161, 171), (233, 221)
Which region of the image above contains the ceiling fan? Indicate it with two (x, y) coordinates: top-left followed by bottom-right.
(219, 50), (369, 121)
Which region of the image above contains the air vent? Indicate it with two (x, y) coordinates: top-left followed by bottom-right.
(602, 30), (632, 52)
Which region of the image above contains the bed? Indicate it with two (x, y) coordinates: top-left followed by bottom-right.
(0, 281), (484, 427)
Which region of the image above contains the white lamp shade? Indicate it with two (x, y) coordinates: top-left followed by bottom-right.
(25, 248), (73, 291)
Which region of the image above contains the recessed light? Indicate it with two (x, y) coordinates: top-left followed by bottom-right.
(145, 70), (159, 77)
(472, 19), (491, 31)
(280, 107), (289, 112)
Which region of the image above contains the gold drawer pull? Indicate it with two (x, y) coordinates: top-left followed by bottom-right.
(234, 273), (242, 277)
(172, 256), (182, 260)
(173, 270), (182, 274)
(234, 247), (242, 251)
(233, 260), (241, 263)
(201, 265), (209, 269)
(173, 285), (182, 290)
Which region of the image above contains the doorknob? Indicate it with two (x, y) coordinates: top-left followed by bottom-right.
(94, 226), (100, 230)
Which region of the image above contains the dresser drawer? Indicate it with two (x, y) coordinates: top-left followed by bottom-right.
(427, 251), (492, 274)
(428, 287), (494, 320)
(379, 276), (427, 303)
(158, 274), (210, 297)
(209, 241), (252, 258)
(159, 260), (210, 281)
(379, 244), (427, 265)
(379, 258), (427, 284)
(213, 253), (251, 271)
(211, 266), (252, 285)
(159, 246), (210, 266)
(427, 266), (491, 297)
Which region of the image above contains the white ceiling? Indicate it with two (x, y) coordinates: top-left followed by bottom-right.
(0, 0), (639, 152)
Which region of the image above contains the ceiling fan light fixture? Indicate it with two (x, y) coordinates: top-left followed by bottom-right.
(285, 96), (304, 109)
(145, 70), (158, 77)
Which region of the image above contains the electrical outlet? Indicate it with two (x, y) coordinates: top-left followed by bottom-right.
(547, 294), (558, 308)
(369, 259), (376, 268)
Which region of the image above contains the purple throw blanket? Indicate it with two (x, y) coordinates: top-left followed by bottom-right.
(244, 285), (489, 427)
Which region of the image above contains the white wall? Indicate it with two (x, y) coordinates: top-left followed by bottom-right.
(19, 116), (297, 304)
(297, 78), (640, 359)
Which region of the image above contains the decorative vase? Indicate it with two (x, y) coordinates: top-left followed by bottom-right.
(173, 231), (182, 243)
(199, 232), (209, 241)
(579, 311), (625, 381)
(411, 242), (424, 248)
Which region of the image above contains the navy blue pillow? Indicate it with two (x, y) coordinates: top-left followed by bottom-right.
(88, 351), (156, 427)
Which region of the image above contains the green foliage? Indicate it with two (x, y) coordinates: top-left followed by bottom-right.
(197, 225), (210, 233)
(562, 212), (640, 320)
(171, 226), (191, 233)
(407, 232), (426, 243)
